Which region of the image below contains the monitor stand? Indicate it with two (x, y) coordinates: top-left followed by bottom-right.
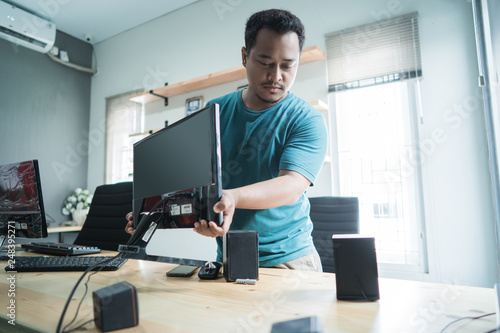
(118, 214), (208, 267)
(0, 235), (8, 255)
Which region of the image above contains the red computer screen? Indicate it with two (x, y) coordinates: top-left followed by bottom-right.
(0, 161), (41, 212)
(0, 160), (47, 239)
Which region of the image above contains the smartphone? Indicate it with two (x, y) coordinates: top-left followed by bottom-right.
(166, 265), (199, 277)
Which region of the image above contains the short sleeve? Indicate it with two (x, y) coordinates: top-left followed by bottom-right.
(279, 112), (328, 184)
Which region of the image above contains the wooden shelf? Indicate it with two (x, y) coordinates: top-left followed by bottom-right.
(130, 45), (325, 104)
(129, 128), (163, 137)
(310, 99), (328, 112)
(130, 99), (329, 139)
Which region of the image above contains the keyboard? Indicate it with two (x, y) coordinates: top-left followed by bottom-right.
(4, 255), (127, 272)
(21, 242), (101, 256)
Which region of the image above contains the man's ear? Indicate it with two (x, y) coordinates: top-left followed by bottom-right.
(241, 46), (247, 67)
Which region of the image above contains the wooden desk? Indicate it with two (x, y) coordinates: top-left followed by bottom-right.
(47, 226), (82, 234)
(0, 256), (497, 332)
(47, 225), (82, 242)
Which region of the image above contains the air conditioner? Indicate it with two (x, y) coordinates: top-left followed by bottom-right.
(0, 1), (56, 53)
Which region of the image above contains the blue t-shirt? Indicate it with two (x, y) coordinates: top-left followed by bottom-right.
(207, 90), (327, 267)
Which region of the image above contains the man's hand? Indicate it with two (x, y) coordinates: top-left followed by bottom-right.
(193, 170), (310, 238)
(124, 212), (135, 235)
(194, 189), (236, 237)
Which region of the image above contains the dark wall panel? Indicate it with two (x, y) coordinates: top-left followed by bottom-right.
(0, 30), (92, 226)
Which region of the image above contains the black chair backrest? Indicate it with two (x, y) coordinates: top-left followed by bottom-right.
(74, 182), (132, 251)
(309, 196), (360, 273)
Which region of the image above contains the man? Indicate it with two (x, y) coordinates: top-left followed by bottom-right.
(126, 9), (327, 271)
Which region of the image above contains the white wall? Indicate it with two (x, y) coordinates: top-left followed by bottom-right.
(88, 0), (499, 287)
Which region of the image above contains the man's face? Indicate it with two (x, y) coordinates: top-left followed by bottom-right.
(242, 28), (300, 111)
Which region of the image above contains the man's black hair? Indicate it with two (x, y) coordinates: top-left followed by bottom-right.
(244, 9), (305, 54)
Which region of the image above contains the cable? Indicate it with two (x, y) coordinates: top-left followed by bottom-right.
(439, 312), (496, 333)
(57, 196), (170, 332)
(62, 268), (103, 333)
(45, 213), (56, 225)
(55, 255), (121, 333)
(63, 319), (94, 333)
(126, 195), (172, 246)
(91, 46), (99, 76)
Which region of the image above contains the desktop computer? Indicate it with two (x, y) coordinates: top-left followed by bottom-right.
(132, 102), (222, 230)
(0, 161), (126, 272)
(0, 159), (47, 251)
(121, 102), (223, 266)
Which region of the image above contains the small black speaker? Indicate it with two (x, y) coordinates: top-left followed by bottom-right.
(223, 230), (259, 282)
(93, 281), (139, 332)
(332, 235), (379, 301)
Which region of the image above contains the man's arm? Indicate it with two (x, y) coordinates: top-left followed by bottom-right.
(230, 169), (311, 209)
(193, 169), (311, 237)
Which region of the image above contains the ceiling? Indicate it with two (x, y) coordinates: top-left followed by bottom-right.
(3, 0), (199, 44)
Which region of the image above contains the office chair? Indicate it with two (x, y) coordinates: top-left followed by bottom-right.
(309, 196), (360, 273)
(74, 182), (132, 251)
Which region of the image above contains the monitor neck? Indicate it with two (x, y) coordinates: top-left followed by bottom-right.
(0, 235), (7, 255)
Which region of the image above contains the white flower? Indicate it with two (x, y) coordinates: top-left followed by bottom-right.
(62, 188), (93, 215)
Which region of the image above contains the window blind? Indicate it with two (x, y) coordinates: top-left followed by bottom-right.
(326, 12), (422, 91)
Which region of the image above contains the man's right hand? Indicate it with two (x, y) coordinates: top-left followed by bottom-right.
(194, 189), (235, 238)
(125, 212), (135, 235)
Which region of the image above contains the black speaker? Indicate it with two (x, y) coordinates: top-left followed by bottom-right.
(223, 230), (259, 282)
(332, 235), (379, 301)
(93, 281), (139, 332)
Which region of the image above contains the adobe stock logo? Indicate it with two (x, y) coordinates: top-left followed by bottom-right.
(131, 64), (170, 92)
(51, 119), (106, 182)
(228, 269), (311, 333)
(212, 0), (243, 21)
(404, 281), (465, 333)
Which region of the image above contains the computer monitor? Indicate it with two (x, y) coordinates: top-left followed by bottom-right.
(121, 103), (222, 265)
(0, 160), (48, 249)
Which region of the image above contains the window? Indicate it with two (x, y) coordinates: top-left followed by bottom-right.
(105, 91), (145, 184)
(326, 12), (427, 272)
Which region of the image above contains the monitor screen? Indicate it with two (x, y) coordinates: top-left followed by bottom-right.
(132, 102), (222, 231)
(0, 160), (47, 247)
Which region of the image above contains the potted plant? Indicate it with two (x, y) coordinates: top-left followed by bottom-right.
(62, 188), (93, 225)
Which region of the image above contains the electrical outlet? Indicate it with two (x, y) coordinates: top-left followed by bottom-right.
(60, 50), (69, 62)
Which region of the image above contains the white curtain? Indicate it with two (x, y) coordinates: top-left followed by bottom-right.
(472, 0), (500, 280)
(105, 90), (144, 184)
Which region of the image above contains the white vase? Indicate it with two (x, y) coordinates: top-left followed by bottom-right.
(72, 207), (89, 226)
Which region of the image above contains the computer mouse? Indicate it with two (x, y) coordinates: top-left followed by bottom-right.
(198, 261), (222, 280)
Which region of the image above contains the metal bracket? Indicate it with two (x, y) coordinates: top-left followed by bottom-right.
(149, 82), (169, 106)
(117, 244), (141, 253)
(479, 75), (485, 86)
(149, 91), (168, 106)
